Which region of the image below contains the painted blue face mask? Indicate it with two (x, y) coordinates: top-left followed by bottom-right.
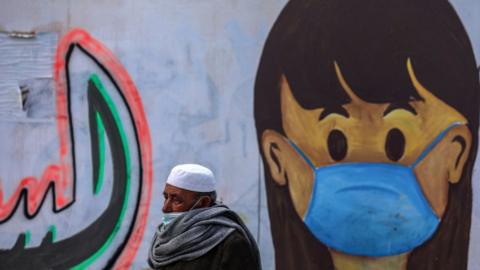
(289, 122), (461, 257)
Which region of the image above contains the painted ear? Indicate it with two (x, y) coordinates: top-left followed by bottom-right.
(261, 129), (315, 184)
(261, 129), (315, 217)
(413, 124), (472, 217)
(446, 125), (472, 184)
(261, 130), (297, 186)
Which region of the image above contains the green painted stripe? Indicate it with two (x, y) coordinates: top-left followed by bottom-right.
(24, 231), (31, 247)
(94, 112), (106, 195)
(49, 225), (57, 242)
(71, 74), (132, 270)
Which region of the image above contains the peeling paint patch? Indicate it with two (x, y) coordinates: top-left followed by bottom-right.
(0, 32), (57, 118)
(19, 78), (55, 118)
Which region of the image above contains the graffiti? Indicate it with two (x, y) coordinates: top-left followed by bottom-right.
(0, 164), (69, 222)
(0, 29), (152, 269)
(255, 0), (478, 270)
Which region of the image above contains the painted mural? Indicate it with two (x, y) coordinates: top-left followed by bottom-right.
(255, 0), (479, 269)
(0, 0), (479, 269)
(0, 29), (152, 269)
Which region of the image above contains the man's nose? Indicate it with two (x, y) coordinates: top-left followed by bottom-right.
(162, 199), (172, 213)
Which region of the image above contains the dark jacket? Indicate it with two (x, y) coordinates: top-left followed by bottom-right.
(152, 230), (259, 270)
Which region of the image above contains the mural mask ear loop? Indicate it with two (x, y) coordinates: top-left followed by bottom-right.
(288, 140), (316, 169)
(410, 122), (463, 169)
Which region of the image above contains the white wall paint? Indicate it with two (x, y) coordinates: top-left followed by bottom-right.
(0, 0), (478, 269)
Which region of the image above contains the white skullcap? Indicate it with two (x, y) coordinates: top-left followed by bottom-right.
(166, 164), (216, 192)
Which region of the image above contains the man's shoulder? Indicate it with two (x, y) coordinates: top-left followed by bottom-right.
(221, 230), (250, 248)
(218, 230), (256, 259)
(216, 230), (259, 270)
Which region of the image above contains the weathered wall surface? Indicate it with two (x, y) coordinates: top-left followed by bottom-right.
(0, 0), (478, 269)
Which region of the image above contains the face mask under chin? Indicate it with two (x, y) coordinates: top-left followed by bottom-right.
(161, 196), (209, 227)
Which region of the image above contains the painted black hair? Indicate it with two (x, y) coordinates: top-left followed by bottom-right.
(254, 0), (479, 269)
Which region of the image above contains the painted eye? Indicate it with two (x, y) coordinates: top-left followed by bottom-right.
(385, 128), (405, 161)
(327, 129), (348, 161)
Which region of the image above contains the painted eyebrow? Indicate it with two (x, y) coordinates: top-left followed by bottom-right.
(319, 105), (350, 121)
(383, 102), (417, 116)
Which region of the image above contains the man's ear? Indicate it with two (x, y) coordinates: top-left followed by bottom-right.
(447, 125), (472, 183)
(199, 196), (213, 208)
(192, 195), (212, 209)
(261, 129), (293, 185)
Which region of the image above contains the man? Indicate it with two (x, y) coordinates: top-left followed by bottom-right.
(148, 164), (261, 270)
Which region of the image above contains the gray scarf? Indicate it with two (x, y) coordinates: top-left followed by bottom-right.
(148, 204), (261, 269)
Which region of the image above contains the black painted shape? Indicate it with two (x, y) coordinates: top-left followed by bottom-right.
(0, 46), (79, 224)
(319, 105), (350, 121)
(385, 128), (405, 161)
(269, 143), (281, 172)
(0, 45), (79, 225)
(0, 43), (144, 269)
(90, 97), (102, 194)
(0, 182), (61, 225)
(40, 231), (54, 246)
(452, 135), (466, 168)
(327, 129), (348, 161)
(0, 79), (127, 269)
(75, 45), (143, 269)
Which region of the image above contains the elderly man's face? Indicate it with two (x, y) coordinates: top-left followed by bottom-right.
(162, 183), (206, 213)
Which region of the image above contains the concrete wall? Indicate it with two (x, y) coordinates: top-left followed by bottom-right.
(0, 0), (478, 269)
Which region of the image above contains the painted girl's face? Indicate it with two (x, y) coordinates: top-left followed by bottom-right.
(261, 58), (472, 222)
